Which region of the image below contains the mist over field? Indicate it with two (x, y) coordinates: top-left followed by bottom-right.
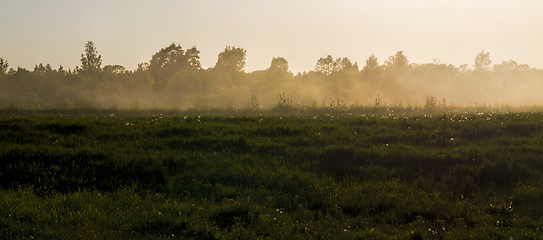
(4, 1), (543, 238)
(1, 42), (542, 112)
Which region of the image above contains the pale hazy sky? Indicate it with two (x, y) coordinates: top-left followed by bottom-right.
(1, 0), (542, 74)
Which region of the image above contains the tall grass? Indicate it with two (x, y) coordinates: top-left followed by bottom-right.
(1, 111), (543, 238)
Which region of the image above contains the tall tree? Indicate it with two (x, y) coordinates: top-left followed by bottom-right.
(335, 57), (358, 73)
(315, 55), (336, 75)
(315, 55), (358, 75)
(186, 46), (201, 69)
(268, 57), (289, 74)
(362, 54), (380, 79)
(493, 60), (518, 73)
(80, 41), (102, 76)
(149, 43), (185, 81)
(103, 65), (127, 75)
(363, 55), (379, 72)
(215, 46), (247, 73)
(474, 50), (492, 72)
(149, 43), (201, 91)
(265, 57), (291, 89)
(149, 43), (201, 81)
(0, 58), (8, 74)
(214, 46), (247, 86)
(384, 51), (409, 71)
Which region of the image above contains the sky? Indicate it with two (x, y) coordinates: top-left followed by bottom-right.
(1, 0), (542, 74)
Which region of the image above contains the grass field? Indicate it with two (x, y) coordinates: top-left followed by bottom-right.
(1, 110), (543, 239)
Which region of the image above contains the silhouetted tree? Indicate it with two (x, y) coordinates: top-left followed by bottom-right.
(10, 67), (34, 92)
(0, 58), (8, 74)
(58, 65), (66, 74)
(363, 55), (379, 72)
(380, 51), (411, 101)
(474, 50), (492, 72)
(335, 57), (358, 73)
(149, 43), (201, 91)
(102, 65), (129, 88)
(132, 62), (154, 89)
(268, 57), (289, 74)
(493, 60), (523, 73)
(215, 46), (246, 73)
(80, 41), (102, 77)
(214, 46), (246, 86)
(315, 55), (336, 75)
(103, 65), (127, 75)
(425, 95), (437, 111)
(315, 55), (357, 75)
(0, 58), (9, 101)
(263, 57), (293, 92)
(186, 46), (201, 69)
(362, 54), (381, 80)
(457, 64), (471, 73)
(33, 63), (52, 74)
(384, 51), (409, 72)
(313, 55), (359, 98)
(150, 43), (184, 81)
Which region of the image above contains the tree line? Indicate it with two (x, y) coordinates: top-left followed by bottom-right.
(1, 41), (542, 110)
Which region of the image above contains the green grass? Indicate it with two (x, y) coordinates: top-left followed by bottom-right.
(1, 111), (543, 239)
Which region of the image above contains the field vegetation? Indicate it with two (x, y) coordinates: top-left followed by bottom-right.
(1, 108), (543, 239)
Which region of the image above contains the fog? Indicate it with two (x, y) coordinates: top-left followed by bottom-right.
(1, 44), (542, 113)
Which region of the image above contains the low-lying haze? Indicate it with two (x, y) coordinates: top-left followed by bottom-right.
(1, 1), (542, 111)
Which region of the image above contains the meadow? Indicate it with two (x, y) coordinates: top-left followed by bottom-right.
(1, 108), (543, 239)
